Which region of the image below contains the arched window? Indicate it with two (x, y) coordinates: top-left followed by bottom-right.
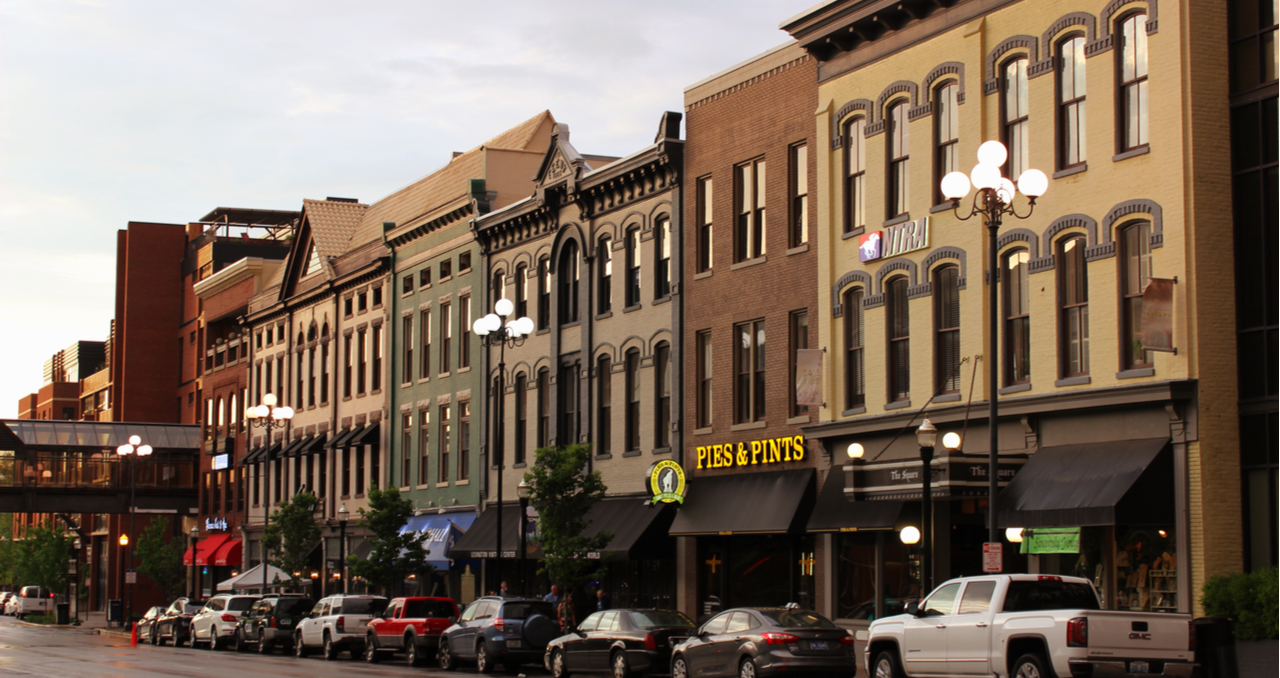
(625, 227), (642, 307)
(625, 349), (641, 451)
(217, 397), (226, 439)
(1002, 57), (1030, 180)
(596, 237), (611, 315)
(934, 83), (960, 204)
(886, 277), (910, 402)
(559, 240), (580, 325)
(844, 117), (867, 234)
(933, 265), (961, 394)
(887, 101), (911, 219)
(596, 354), (612, 455)
(1118, 13), (1149, 152)
(843, 288), (865, 410)
(1003, 249), (1032, 385)
(514, 372), (528, 464)
(558, 363), (580, 445)
(1120, 222), (1153, 368)
(515, 263), (529, 319)
(492, 269), (506, 309)
(537, 257), (550, 330)
(1057, 35), (1087, 169)
(536, 368), (550, 449)
(320, 323), (330, 403)
(655, 217), (671, 298)
(654, 342), (671, 448)
(1057, 236), (1090, 377)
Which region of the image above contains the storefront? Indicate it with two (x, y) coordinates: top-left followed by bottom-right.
(184, 531), (243, 598)
(400, 511), (478, 601)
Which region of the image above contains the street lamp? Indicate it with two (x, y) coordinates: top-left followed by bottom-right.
(246, 393), (293, 593)
(516, 479), (531, 595)
(189, 525), (199, 598)
(115, 435), (151, 629)
(117, 533), (129, 627)
(337, 504), (349, 594)
(940, 140), (1047, 548)
(473, 297), (534, 591)
(915, 419), (937, 594)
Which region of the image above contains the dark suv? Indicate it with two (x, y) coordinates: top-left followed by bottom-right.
(234, 594), (314, 654)
(439, 596), (560, 673)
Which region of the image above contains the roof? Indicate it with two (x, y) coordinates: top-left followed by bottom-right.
(302, 198), (368, 276)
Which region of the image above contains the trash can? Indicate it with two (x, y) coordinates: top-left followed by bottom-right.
(55, 602), (70, 625)
(1193, 617), (1238, 678)
(107, 599), (123, 626)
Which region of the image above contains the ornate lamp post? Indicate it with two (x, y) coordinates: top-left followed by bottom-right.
(516, 479), (531, 595)
(337, 503), (349, 594)
(245, 393), (293, 592)
(939, 141), (1047, 548)
(189, 525), (199, 598)
(473, 298), (534, 592)
(115, 435), (151, 628)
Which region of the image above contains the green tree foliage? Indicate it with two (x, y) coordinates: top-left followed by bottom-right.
(262, 492), (321, 588)
(0, 514), (18, 587)
(347, 487), (434, 594)
(15, 526), (72, 593)
(524, 443), (611, 593)
(134, 519), (185, 600)
(1201, 567), (1279, 640)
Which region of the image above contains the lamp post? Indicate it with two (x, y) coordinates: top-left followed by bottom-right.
(915, 419), (937, 594)
(337, 503), (349, 594)
(245, 393), (294, 592)
(189, 525), (199, 598)
(516, 479), (531, 595)
(940, 141), (1047, 547)
(117, 533), (128, 627)
(473, 298), (534, 592)
(115, 435), (152, 629)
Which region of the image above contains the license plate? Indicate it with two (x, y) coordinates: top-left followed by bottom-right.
(1130, 661), (1149, 674)
(810, 641), (829, 651)
(507, 639), (523, 648)
(280, 618), (291, 626)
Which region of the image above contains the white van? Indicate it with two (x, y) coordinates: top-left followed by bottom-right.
(12, 586), (54, 619)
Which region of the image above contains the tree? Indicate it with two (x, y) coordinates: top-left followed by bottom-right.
(524, 443), (611, 593)
(347, 487), (434, 594)
(134, 518), (185, 600)
(15, 526), (72, 594)
(262, 492), (321, 589)
(0, 514), (18, 588)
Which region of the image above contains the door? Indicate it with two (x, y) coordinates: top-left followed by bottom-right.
(305, 601), (329, 646)
(946, 580), (996, 674)
(567, 612), (601, 671)
(453, 600), (484, 658)
(379, 600), (401, 643)
(586, 611), (620, 670)
(685, 612), (731, 677)
(715, 612), (756, 677)
(901, 582), (960, 675)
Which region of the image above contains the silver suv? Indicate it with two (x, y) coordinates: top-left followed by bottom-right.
(294, 594), (389, 660)
(191, 594), (260, 650)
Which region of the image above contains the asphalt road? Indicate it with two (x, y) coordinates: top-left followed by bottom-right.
(0, 615), (545, 678)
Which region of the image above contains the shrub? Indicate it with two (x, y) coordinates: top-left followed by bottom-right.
(1201, 567), (1279, 640)
(24, 614), (57, 625)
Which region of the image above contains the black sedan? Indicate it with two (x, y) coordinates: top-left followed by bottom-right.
(137, 606), (165, 644)
(546, 609), (696, 678)
(670, 608), (856, 678)
(155, 598), (204, 646)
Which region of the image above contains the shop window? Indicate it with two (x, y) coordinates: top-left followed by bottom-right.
(735, 320), (766, 423)
(625, 349), (641, 452)
(1120, 222), (1153, 368)
(1002, 57), (1031, 180)
(597, 355), (612, 455)
(515, 373), (528, 464)
(696, 176), (713, 272)
(1118, 13), (1150, 153)
(844, 118), (867, 234)
(886, 278), (910, 403)
(789, 143), (808, 247)
(844, 288), (866, 410)
(734, 158), (766, 262)
(655, 343), (671, 447)
(933, 266), (961, 394)
(1003, 250), (1032, 385)
(934, 83), (959, 204)
(1116, 527), (1178, 611)
(419, 409), (431, 486)
(836, 532), (913, 619)
(438, 404), (451, 484)
(625, 227), (642, 307)
(655, 216), (671, 298)
(1057, 35), (1087, 170)
(886, 101), (910, 220)
(696, 330), (712, 428)
(559, 240), (580, 325)
(1057, 236), (1090, 377)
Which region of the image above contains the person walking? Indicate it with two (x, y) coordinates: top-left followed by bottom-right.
(596, 589), (610, 611)
(558, 592), (576, 632)
(545, 584), (561, 607)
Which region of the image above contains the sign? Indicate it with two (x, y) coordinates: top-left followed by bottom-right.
(212, 454), (229, 471)
(982, 543), (1003, 573)
(205, 517), (228, 531)
(1141, 278), (1176, 353)
(859, 217), (930, 263)
(849, 454), (1026, 500)
(1020, 527), (1081, 554)
(648, 460), (687, 504)
(795, 349), (823, 407)
(125, 569), (137, 584)
(695, 435), (806, 470)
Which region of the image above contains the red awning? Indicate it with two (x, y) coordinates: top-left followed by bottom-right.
(213, 538), (243, 567)
(184, 534), (232, 566)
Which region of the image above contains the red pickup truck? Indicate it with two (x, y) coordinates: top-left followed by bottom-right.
(364, 596), (459, 666)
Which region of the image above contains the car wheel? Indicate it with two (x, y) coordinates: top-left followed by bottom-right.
(438, 639), (455, 671)
(613, 651), (632, 678)
(552, 649), (571, 678)
(477, 641), (495, 674)
(672, 655), (688, 678)
(1013, 653), (1049, 678)
(150, 627), (158, 646)
(738, 657), (757, 678)
(158, 627), (168, 646)
(873, 650), (902, 678)
(323, 632), (339, 661)
(235, 629), (248, 653)
(175, 632), (186, 648)
(364, 634), (380, 663)
(258, 629), (271, 654)
(407, 637), (425, 667)
(296, 631), (310, 658)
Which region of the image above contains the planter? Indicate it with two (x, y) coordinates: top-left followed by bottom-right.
(1236, 638), (1278, 678)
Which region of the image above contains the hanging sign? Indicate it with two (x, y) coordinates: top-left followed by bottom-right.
(647, 460), (687, 504)
(1020, 527), (1081, 554)
(205, 517), (228, 531)
(1141, 278), (1176, 353)
(795, 349), (823, 407)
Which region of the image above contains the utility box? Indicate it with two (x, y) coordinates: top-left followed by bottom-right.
(107, 599), (123, 625)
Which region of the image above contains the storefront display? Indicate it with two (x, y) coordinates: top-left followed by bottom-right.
(1115, 527), (1177, 612)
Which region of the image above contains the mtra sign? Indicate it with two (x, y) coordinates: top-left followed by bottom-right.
(859, 217), (930, 263)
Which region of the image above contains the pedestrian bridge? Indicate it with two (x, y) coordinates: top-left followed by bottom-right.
(0, 419), (200, 514)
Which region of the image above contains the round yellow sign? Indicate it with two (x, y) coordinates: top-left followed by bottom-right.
(648, 460), (686, 504)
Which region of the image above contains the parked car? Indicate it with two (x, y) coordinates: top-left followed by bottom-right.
(295, 594), (389, 660)
(438, 596), (561, 673)
(155, 598), (204, 646)
(546, 609), (696, 678)
(864, 574), (1197, 678)
(9, 586), (55, 619)
(0, 592), (15, 615)
(234, 594), (314, 654)
(191, 594), (260, 650)
(137, 606), (166, 645)
(670, 607), (857, 678)
(364, 596), (459, 665)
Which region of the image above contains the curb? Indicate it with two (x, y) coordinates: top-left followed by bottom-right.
(94, 628), (132, 639)
(15, 619), (87, 630)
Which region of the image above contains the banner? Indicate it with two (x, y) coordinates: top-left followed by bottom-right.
(795, 349), (824, 407)
(1020, 527), (1081, 554)
(1141, 278), (1175, 353)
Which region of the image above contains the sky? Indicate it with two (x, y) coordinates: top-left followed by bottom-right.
(0, 0), (817, 418)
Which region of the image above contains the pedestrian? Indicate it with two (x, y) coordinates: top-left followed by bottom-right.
(544, 584), (561, 607)
(596, 589), (610, 611)
(500, 581), (511, 597)
(558, 592), (576, 632)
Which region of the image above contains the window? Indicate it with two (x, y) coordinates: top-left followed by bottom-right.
(558, 364), (580, 445)
(440, 301), (451, 374)
(934, 266), (961, 394)
(537, 257), (550, 330)
(1118, 14), (1149, 152)
(419, 409), (431, 485)
(625, 227), (642, 307)
(597, 238), (612, 314)
(358, 292), (368, 313)
(559, 241), (580, 324)
(420, 309), (431, 380)
(460, 294), (471, 369)
(515, 373), (528, 464)
(295, 347), (303, 407)
(1058, 36), (1087, 169)
(844, 118), (867, 234)
(340, 447), (349, 497)
(655, 217), (671, 298)
(355, 444), (365, 495)
(515, 263), (529, 319)
(625, 349), (641, 451)
(402, 315), (414, 384)
(439, 404), (451, 484)
(887, 101), (911, 219)
(922, 583), (961, 616)
(1004, 250), (1032, 384)
(934, 83), (960, 203)
(401, 414), (412, 487)
(320, 330), (329, 403)
(1120, 222), (1153, 368)
(1058, 236), (1090, 377)
(696, 331), (712, 428)
(790, 144), (808, 247)
(372, 286), (382, 307)
(735, 158), (766, 261)
(275, 356), (284, 401)
(356, 328), (368, 395)
(371, 324), (382, 391)
(655, 343), (671, 447)
(887, 278), (910, 402)
(369, 440), (380, 491)
(440, 258), (452, 280)
(307, 346), (316, 407)
(789, 310), (809, 417)
(343, 335), (352, 398)
(492, 269), (505, 310)
(419, 268), (431, 287)
(459, 251), (471, 273)
(458, 401), (470, 482)
(597, 354), (612, 455)
(402, 276), (413, 295)
(696, 177), (713, 272)
(252, 462), (260, 506)
(537, 369), (551, 449)
(1002, 58), (1030, 180)
(735, 320), (766, 423)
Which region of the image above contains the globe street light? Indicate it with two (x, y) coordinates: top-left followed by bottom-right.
(940, 140), (1047, 549)
(516, 478), (531, 595)
(246, 393), (293, 592)
(337, 503), (349, 594)
(115, 435), (151, 629)
(189, 525), (199, 598)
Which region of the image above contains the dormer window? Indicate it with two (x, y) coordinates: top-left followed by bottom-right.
(305, 244), (322, 277)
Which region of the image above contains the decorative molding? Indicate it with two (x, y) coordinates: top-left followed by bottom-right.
(984, 35), (1040, 94)
(830, 99), (873, 149)
(1037, 213), (1100, 272)
(920, 246), (969, 290)
(831, 270), (873, 318)
(874, 259), (918, 297)
(1102, 198), (1164, 250)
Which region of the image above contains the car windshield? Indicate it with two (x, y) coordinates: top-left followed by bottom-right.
(756, 609), (839, 629)
(1003, 581), (1100, 612)
(630, 611), (695, 629)
(501, 601), (556, 620)
(227, 598), (256, 612)
(405, 599), (455, 618)
(277, 598), (315, 616)
(183, 604), (203, 614)
(337, 598), (388, 616)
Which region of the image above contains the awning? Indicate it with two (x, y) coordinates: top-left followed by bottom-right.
(347, 422), (380, 447)
(213, 538), (243, 567)
(240, 445), (265, 465)
(281, 436), (310, 457)
(184, 533), (232, 566)
(580, 497), (675, 558)
(217, 563), (291, 592)
(244, 441), (282, 464)
(325, 425), (362, 450)
(670, 468), (816, 536)
(401, 513), (478, 569)
(296, 436), (327, 456)
(452, 503), (541, 559)
(997, 438), (1173, 528)
(807, 473), (906, 532)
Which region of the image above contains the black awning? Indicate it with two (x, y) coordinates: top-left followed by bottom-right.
(259, 441), (283, 462)
(807, 472), (905, 532)
(585, 497), (676, 559)
(669, 468), (816, 536)
(451, 503), (541, 559)
(240, 445), (265, 465)
(997, 438), (1173, 528)
(281, 436), (309, 458)
(348, 422), (380, 447)
(324, 426), (359, 450)
(297, 435), (327, 456)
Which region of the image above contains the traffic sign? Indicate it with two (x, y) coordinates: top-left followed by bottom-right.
(125, 569), (137, 584)
(982, 543), (1003, 573)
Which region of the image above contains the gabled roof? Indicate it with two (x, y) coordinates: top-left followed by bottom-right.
(534, 123), (588, 190)
(304, 198), (368, 265)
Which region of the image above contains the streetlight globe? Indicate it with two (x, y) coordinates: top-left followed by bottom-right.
(996, 178), (1017, 204)
(483, 313), (502, 334)
(495, 297), (515, 318)
(473, 316), (491, 336)
(940, 171), (971, 200)
(255, 404), (271, 419)
(517, 478), (531, 499)
(136, 445), (153, 457)
(274, 406), (295, 421)
(245, 406), (259, 420)
(1017, 169), (1048, 198)
(190, 525), (199, 538)
(1006, 527), (1025, 543)
(900, 526), (921, 545)
(262, 393), (278, 408)
(116, 444), (132, 456)
(916, 418), (938, 449)
(515, 317), (535, 337)
(119, 534), (129, 547)
(847, 443), (864, 459)
(128, 435), (142, 446)
(338, 504), (349, 521)
(977, 140), (1008, 167)
(942, 432), (962, 450)
(970, 163), (1001, 190)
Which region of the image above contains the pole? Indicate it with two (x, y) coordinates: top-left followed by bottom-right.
(263, 442), (270, 594)
(986, 200), (1000, 547)
(495, 340), (505, 592)
(190, 532), (197, 598)
(127, 456), (135, 629)
(339, 518), (347, 594)
(519, 495), (528, 595)
(920, 443), (934, 593)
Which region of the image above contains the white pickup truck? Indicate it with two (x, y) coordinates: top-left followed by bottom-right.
(864, 574), (1196, 678)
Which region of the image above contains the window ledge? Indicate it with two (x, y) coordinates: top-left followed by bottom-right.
(730, 421), (768, 432)
(455, 480), (470, 486)
(786, 243), (810, 256)
(342, 396), (353, 402)
(999, 383), (1032, 395)
(883, 214), (911, 227)
(595, 311), (614, 320)
(438, 372), (451, 379)
(653, 295), (672, 306)
(694, 270), (713, 280)
(841, 228), (866, 240)
(1116, 367), (1155, 380)
(623, 304), (642, 314)
(1053, 164), (1088, 179)
(513, 462), (527, 469)
(933, 392), (961, 403)
(785, 415), (811, 425)
(884, 400), (912, 411)
(371, 388), (383, 396)
(594, 453), (613, 461)
(730, 257), (767, 271)
(842, 406), (867, 417)
(652, 446), (672, 456)
(439, 276), (453, 284)
(536, 328), (550, 336)
(560, 321), (582, 330)
(1112, 146), (1150, 162)
(692, 427), (715, 436)
(340, 494), (351, 500)
(417, 377), (431, 385)
(622, 449), (642, 458)
(435, 482), (449, 488)
(457, 366), (471, 374)
(930, 202), (957, 214)
(1054, 375), (1092, 387)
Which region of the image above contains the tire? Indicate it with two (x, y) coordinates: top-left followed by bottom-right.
(364, 633), (380, 663)
(406, 636), (425, 667)
(1012, 653), (1050, 678)
(873, 650), (902, 678)
(552, 649), (571, 678)
(258, 629), (271, 655)
(158, 626), (168, 646)
(175, 633), (186, 648)
(438, 639), (456, 671)
(477, 641), (495, 674)
(738, 657), (757, 678)
(671, 655), (688, 678)
(613, 651), (632, 678)
(235, 629), (248, 653)
(323, 632), (339, 661)
(150, 627), (158, 646)
(296, 632), (309, 658)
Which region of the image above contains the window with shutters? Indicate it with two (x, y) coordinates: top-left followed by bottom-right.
(1004, 250), (1032, 384)
(933, 266), (961, 394)
(1057, 236), (1090, 377)
(886, 278), (911, 402)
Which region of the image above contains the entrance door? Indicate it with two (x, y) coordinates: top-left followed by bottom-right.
(901, 582), (959, 675)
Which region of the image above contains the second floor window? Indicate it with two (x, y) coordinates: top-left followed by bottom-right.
(655, 217), (671, 298)
(887, 101), (910, 219)
(625, 349), (641, 451)
(515, 373), (528, 464)
(458, 402), (470, 481)
(934, 266), (961, 394)
(789, 310), (809, 417)
(356, 328), (368, 395)
(934, 83), (959, 204)
(440, 301), (451, 374)
(735, 320), (766, 423)
(735, 158), (766, 261)
(342, 336), (352, 398)
(696, 330), (712, 428)
(559, 241), (580, 324)
(419, 409), (431, 486)
(1119, 13), (1150, 152)
(697, 177), (713, 271)
(655, 343), (671, 447)
(843, 288), (865, 409)
(886, 278), (910, 402)
(1004, 250), (1032, 385)
(596, 239), (611, 314)
(597, 354), (612, 455)
(401, 414), (411, 486)
(438, 404), (451, 484)
(790, 143), (808, 247)
(537, 257), (550, 330)
(1002, 57), (1031, 180)
(537, 368), (551, 449)
(419, 308), (431, 380)
(402, 315), (413, 384)
(1058, 236), (1090, 377)
(459, 294), (471, 369)
(625, 227), (642, 307)
(371, 324), (382, 391)
(1121, 221), (1153, 368)
(1058, 35), (1087, 168)
(558, 364), (580, 446)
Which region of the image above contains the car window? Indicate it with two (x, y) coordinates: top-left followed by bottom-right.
(227, 598), (256, 612)
(404, 599), (455, 618)
(701, 612), (732, 635)
(630, 610), (695, 629)
(460, 601), (481, 622)
(384, 601), (400, 618)
(501, 601), (557, 620)
(337, 598), (388, 616)
(279, 598), (315, 616)
(725, 612), (752, 633)
(578, 612), (602, 632)
(923, 584), (961, 616)
(957, 581), (997, 614)
(597, 611), (619, 632)
(477, 602), (496, 620)
(1003, 580), (1101, 612)
(756, 609), (837, 629)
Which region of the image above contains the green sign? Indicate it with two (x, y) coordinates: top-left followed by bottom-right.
(1021, 527), (1081, 554)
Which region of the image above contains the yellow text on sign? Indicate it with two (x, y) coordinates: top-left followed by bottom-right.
(695, 436), (805, 470)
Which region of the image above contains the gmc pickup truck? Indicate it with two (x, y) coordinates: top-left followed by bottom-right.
(865, 574), (1196, 678)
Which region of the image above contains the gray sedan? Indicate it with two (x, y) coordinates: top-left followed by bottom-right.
(671, 608), (856, 678)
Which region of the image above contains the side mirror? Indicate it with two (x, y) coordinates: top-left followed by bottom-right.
(448, 616), (458, 623)
(908, 602), (924, 617)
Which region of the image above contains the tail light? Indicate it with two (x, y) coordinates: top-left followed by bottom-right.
(761, 632), (800, 645)
(269, 616), (277, 629)
(838, 633), (857, 646)
(1067, 617), (1088, 648)
(336, 616), (345, 633)
(221, 614), (238, 623)
(494, 617), (506, 632)
(1038, 576), (1063, 582)
(1188, 622), (1196, 652)
(644, 633), (657, 651)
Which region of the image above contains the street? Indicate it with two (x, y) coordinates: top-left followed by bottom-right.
(0, 615), (543, 678)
